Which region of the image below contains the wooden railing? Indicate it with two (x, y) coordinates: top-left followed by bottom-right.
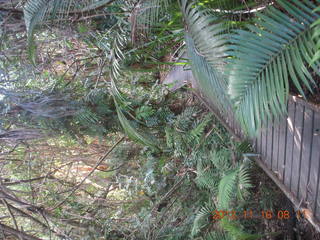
(164, 65), (320, 230)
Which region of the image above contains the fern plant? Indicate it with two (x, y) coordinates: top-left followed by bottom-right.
(203, 231), (232, 240)
(229, 0), (320, 135)
(191, 201), (216, 237)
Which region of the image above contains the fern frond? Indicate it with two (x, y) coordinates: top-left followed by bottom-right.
(75, 108), (100, 125)
(235, 141), (252, 154)
(217, 169), (237, 209)
(196, 167), (219, 192)
(189, 115), (211, 144)
(236, 163), (252, 201)
(229, 0), (320, 135)
(203, 231), (232, 240)
(210, 149), (232, 172)
(191, 202), (215, 237)
(220, 219), (264, 240)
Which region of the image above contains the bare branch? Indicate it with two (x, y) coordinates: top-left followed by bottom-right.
(0, 222), (42, 240)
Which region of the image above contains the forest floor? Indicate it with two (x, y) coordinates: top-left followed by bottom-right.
(251, 165), (320, 240)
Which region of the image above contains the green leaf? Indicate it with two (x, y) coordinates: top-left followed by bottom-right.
(229, 0), (320, 136)
(218, 170), (237, 209)
(182, 0), (233, 114)
(114, 99), (160, 150)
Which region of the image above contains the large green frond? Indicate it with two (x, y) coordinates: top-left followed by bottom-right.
(114, 100), (160, 150)
(236, 163), (252, 201)
(217, 161), (252, 209)
(220, 219), (264, 240)
(217, 169), (237, 209)
(191, 202), (215, 237)
(131, 0), (171, 43)
(23, 0), (114, 62)
(311, 6), (320, 63)
(189, 114), (211, 144)
(182, 0), (232, 114)
(229, 0), (320, 135)
(210, 149), (232, 172)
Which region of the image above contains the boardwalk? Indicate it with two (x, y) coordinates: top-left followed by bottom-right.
(164, 65), (320, 229)
(255, 97), (320, 220)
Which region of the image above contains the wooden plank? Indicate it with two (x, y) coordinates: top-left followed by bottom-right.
(309, 111), (320, 220)
(230, 113), (235, 133)
(290, 95), (320, 113)
(277, 112), (288, 182)
(253, 133), (259, 153)
(284, 101), (296, 187)
(272, 115), (280, 172)
(260, 124), (268, 164)
(290, 104), (304, 195)
(266, 117), (274, 169)
(298, 108), (314, 201)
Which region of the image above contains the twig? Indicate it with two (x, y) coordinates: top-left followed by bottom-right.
(49, 136), (125, 211)
(1, 199), (19, 231)
(3, 161), (73, 186)
(0, 222), (42, 240)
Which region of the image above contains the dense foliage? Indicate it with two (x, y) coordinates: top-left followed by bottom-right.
(0, 0), (319, 239)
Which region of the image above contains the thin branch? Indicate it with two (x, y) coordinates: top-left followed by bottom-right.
(0, 222), (42, 240)
(49, 136), (125, 211)
(3, 161), (73, 186)
(1, 199), (19, 231)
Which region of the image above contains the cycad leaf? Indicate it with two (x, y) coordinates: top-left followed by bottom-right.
(115, 100), (159, 150)
(23, 0), (114, 62)
(131, 0), (171, 43)
(311, 6), (320, 64)
(229, 0), (320, 135)
(182, 0), (232, 114)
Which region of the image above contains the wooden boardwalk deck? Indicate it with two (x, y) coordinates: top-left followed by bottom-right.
(164, 65), (320, 229)
(254, 97), (320, 221)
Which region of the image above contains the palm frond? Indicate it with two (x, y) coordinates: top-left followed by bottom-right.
(110, 29), (127, 80)
(131, 0), (171, 43)
(23, 0), (114, 62)
(311, 6), (320, 64)
(229, 0), (320, 135)
(74, 107), (107, 135)
(114, 100), (160, 150)
(182, 0), (232, 114)
(235, 141), (252, 154)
